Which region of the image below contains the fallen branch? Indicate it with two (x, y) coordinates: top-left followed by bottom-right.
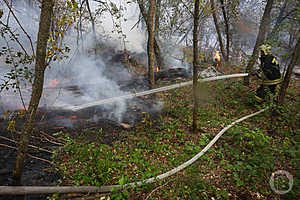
(39, 131), (65, 146)
(0, 143), (17, 150)
(40, 134), (64, 146)
(0, 143), (52, 164)
(0, 107), (267, 195)
(0, 135), (53, 154)
(26, 154), (52, 164)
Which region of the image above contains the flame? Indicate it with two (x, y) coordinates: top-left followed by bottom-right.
(213, 50), (221, 67)
(48, 79), (60, 87)
(18, 105), (29, 111)
(214, 51), (221, 62)
(156, 66), (159, 72)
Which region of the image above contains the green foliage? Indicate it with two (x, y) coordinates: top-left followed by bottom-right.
(0, 25), (34, 91)
(53, 134), (115, 186)
(53, 78), (299, 199)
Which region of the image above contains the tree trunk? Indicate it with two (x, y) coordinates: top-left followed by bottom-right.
(154, 40), (164, 70)
(193, 0), (200, 132)
(13, 0), (54, 185)
(138, 0), (165, 71)
(220, 0), (229, 61)
(147, 0), (156, 89)
(268, 2), (300, 42)
(267, 0), (288, 41)
(155, 0), (161, 35)
(278, 36), (300, 104)
(86, 0), (96, 43)
(154, 0), (164, 70)
(244, 0), (274, 85)
(211, 0), (225, 60)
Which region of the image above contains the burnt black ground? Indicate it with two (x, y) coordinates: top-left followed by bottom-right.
(0, 63), (189, 199)
(0, 94), (161, 200)
(0, 120), (61, 200)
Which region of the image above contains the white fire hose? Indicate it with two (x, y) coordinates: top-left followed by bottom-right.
(65, 73), (248, 111)
(0, 73), (270, 196)
(0, 108), (268, 195)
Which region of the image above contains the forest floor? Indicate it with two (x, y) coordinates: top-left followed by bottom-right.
(50, 65), (299, 200)
(0, 64), (299, 200)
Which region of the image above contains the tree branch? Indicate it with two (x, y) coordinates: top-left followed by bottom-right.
(3, 0), (35, 56)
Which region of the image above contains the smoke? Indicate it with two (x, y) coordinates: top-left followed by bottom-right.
(90, 0), (146, 53)
(0, 1), (141, 123)
(0, 1), (39, 115)
(0, 1), (39, 56)
(45, 54), (130, 122)
(162, 42), (190, 70)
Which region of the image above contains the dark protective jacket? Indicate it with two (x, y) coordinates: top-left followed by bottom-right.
(259, 54), (281, 84)
(254, 54), (281, 103)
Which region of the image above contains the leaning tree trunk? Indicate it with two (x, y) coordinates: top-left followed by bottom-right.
(211, 0), (225, 60)
(244, 0), (274, 85)
(193, 0), (200, 132)
(278, 36), (300, 104)
(147, 0), (156, 89)
(13, 0), (54, 185)
(266, 0), (288, 41)
(220, 0), (229, 61)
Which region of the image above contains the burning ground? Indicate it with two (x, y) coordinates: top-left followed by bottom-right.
(0, 62), (298, 200)
(0, 46), (194, 200)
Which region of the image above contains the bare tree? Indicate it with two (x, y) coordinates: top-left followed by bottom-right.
(211, 0), (225, 60)
(219, 0), (229, 61)
(267, 1), (300, 42)
(155, 0), (162, 36)
(86, 0), (96, 42)
(137, 0), (165, 71)
(147, 0), (156, 89)
(13, 0), (54, 185)
(244, 0), (275, 85)
(193, 0), (200, 132)
(278, 36), (300, 104)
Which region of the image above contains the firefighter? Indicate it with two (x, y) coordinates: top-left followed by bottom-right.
(253, 44), (282, 103)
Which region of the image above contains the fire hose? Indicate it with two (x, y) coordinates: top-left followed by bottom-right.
(64, 73), (249, 111)
(0, 73), (270, 195)
(0, 107), (268, 195)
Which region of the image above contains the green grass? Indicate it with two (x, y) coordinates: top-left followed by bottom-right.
(51, 78), (299, 200)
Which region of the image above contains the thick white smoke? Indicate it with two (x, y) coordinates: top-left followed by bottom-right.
(0, 1), (143, 122)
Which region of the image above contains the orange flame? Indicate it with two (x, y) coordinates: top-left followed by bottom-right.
(156, 66), (159, 72)
(18, 105), (28, 111)
(48, 79), (60, 87)
(213, 51), (221, 67)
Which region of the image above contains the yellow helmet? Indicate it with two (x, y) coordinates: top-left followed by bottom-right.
(259, 44), (272, 55)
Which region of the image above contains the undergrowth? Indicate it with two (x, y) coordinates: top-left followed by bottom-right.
(51, 78), (299, 200)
